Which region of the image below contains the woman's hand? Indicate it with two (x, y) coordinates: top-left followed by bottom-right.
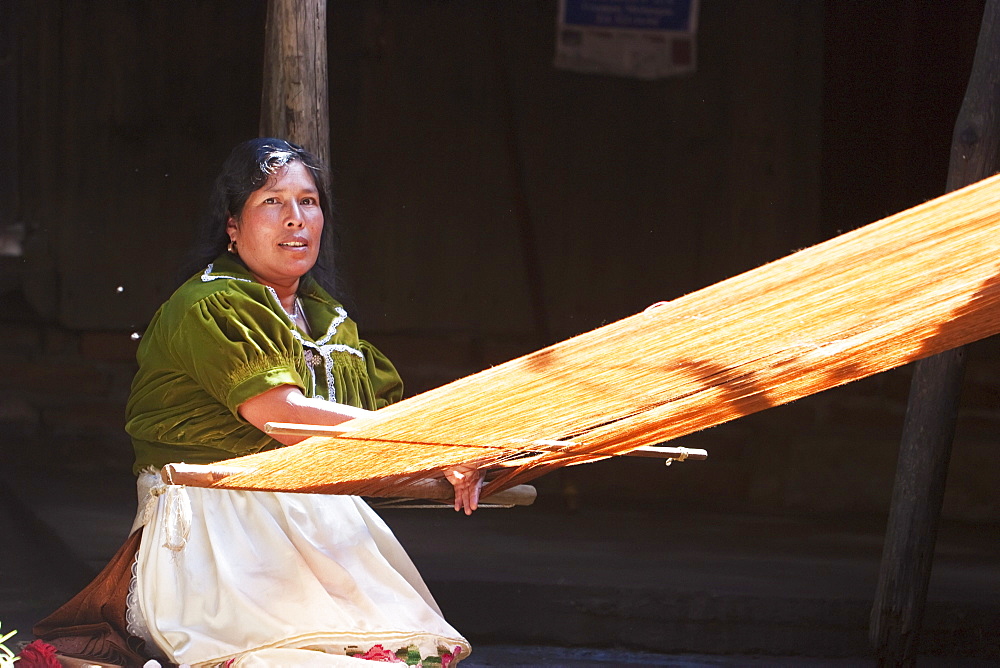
(444, 464), (483, 515)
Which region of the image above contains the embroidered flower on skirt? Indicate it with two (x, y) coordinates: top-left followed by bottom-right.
(16, 640), (61, 668)
(345, 643), (463, 666)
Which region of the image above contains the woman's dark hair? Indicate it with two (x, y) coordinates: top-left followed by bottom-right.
(179, 138), (339, 295)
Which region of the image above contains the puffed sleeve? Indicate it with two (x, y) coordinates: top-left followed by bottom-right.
(167, 291), (308, 417)
(360, 340), (404, 409)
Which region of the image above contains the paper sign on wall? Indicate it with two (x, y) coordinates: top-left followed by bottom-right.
(554, 0), (700, 79)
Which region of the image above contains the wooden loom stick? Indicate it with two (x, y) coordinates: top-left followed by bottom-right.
(160, 462), (538, 506)
(177, 173), (1000, 497)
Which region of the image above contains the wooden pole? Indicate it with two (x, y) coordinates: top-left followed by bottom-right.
(260, 0), (330, 166)
(870, 2), (1000, 664)
(870, 349), (966, 665)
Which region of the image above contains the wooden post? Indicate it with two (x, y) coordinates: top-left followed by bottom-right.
(260, 0), (330, 165)
(870, 349), (966, 665)
(870, 1), (1000, 664)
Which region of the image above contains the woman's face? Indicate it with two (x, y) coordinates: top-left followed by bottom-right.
(227, 160), (324, 292)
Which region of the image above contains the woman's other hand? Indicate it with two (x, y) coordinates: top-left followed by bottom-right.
(444, 465), (483, 515)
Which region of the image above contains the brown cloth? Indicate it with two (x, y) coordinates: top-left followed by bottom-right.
(33, 530), (153, 667)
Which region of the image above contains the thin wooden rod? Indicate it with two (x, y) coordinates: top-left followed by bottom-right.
(264, 422), (707, 461)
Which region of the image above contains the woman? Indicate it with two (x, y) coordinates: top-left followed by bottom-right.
(34, 139), (479, 667)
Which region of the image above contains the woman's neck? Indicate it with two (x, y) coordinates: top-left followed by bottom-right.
(275, 290), (298, 314)
(251, 273), (300, 312)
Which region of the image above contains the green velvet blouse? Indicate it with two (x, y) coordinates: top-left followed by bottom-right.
(126, 253), (403, 473)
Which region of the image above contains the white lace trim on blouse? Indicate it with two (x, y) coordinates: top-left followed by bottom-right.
(201, 264), (364, 402)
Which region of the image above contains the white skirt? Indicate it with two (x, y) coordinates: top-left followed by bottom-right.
(126, 472), (470, 667)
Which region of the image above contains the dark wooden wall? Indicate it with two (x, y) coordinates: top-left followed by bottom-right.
(14, 1), (266, 327)
(822, 0), (987, 233)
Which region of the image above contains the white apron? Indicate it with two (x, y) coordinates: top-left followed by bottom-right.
(126, 471), (469, 667)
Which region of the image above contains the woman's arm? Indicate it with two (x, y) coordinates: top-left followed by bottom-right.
(239, 384), (483, 513)
(238, 385), (370, 446)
